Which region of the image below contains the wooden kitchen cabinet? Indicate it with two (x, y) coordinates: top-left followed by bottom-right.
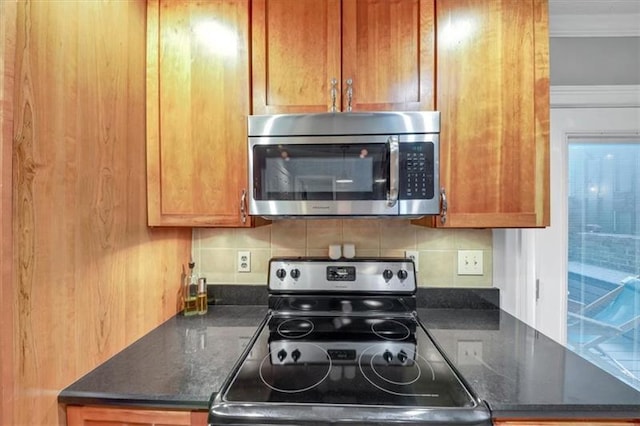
(416, 0), (550, 228)
(66, 405), (208, 426)
(146, 0), (254, 227)
(251, 0), (435, 114)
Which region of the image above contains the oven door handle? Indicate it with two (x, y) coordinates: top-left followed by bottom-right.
(387, 136), (399, 207)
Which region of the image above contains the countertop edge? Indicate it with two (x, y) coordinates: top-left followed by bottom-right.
(491, 405), (640, 420)
(58, 391), (210, 411)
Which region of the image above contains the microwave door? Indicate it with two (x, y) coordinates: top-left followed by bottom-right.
(250, 141), (399, 217)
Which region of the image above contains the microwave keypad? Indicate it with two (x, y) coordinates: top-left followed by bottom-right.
(399, 143), (434, 200)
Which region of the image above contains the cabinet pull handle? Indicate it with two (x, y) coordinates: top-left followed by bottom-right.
(240, 189), (247, 224)
(330, 78), (338, 112)
(345, 78), (353, 112)
(440, 188), (447, 225)
(387, 136), (399, 207)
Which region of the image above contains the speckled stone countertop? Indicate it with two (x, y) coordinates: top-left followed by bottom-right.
(59, 287), (640, 418)
(418, 308), (640, 419)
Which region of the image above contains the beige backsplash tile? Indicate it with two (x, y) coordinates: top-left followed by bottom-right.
(417, 250), (455, 287)
(271, 221), (306, 249)
(416, 227), (456, 250)
(235, 225), (271, 249)
(307, 224), (342, 248)
(454, 229), (493, 249)
(193, 221), (493, 287)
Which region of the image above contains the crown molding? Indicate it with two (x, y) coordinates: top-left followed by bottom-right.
(551, 85), (640, 108)
(550, 14), (640, 37)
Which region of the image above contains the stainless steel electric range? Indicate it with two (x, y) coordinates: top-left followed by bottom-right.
(209, 258), (492, 425)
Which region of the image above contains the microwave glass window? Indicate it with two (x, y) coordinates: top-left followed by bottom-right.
(253, 144), (388, 201)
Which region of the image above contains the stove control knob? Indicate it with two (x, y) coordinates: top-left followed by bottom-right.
(276, 269), (287, 280)
(277, 349), (287, 362)
(397, 269), (408, 280)
(383, 350), (393, 363)
(290, 268), (301, 280)
(291, 348), (301, 363)
(397, 349), (408, 364)
(383, 269), (394, 281)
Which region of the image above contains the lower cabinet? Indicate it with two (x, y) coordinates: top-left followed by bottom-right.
(494, 420), (640, 425)
(66, 406), (208, 426)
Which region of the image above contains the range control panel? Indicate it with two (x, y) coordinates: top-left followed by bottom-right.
(268, 258), (416, 293)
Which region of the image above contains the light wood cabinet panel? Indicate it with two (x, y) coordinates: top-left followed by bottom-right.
(251, 0), (342, 114)
(66, 406), (207, 426)
(252, 0), (434, 114)
(342, 0), (434, 111)
(428, 0), (549, 228)
(147, 0), (253, 226)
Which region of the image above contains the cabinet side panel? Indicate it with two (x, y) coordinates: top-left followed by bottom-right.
(12, 1), (190, 424)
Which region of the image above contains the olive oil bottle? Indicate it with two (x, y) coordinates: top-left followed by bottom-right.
(196, 277), (208, 315)
(183, 260), (198, 316)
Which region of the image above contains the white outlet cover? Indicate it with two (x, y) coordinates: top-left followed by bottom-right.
(237, 251), (251, 273)
(457, 250), (483, 275)
(404, 250), (419, 272)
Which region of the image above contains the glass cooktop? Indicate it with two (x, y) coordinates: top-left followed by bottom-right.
(220, 313), (477, 408)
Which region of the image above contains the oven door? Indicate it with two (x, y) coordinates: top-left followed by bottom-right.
(249, 135), (399, 217)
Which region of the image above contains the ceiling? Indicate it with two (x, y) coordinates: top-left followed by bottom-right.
(549, 0), (640, 16)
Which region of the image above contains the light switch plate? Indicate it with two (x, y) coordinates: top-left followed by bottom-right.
(457, 250), (483, 275)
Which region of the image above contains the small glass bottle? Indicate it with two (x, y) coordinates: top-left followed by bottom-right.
(183, 260), (198, 316)
(197, 277), (208, 315)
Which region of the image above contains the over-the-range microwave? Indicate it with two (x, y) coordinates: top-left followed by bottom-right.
(247, 111), (440, 219)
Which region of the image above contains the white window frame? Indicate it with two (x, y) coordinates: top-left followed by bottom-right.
(493, 85), (640, 344)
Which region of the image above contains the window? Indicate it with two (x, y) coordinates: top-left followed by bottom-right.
(566, 139), (640, 390)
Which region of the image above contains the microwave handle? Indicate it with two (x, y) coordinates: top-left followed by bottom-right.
(387, 136), (399, 207)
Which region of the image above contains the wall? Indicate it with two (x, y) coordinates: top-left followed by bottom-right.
(193, 220), (493, 287)
(4, 1), (191, 425)
(550, 37), (640, 85)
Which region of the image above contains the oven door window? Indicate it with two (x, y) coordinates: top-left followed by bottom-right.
(253, 144), (388, 201)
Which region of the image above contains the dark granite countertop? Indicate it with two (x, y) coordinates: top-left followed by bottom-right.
(417, 308), (640, 419)
(58, 305), (268, 410)
(59, 287), (640, 419)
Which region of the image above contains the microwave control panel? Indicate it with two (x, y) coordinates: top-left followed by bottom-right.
(399, 142), (434, 200)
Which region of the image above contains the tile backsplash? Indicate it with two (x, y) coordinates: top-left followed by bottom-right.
(192, 219), (492, 288)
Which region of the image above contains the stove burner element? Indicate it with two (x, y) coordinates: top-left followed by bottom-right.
(360, 298), (394, 311)
(371, 319), (411, 341)
(289, 298), (319, 311)
(259, 343), (332, 393)
(277, 318), (314, 339)
(359, 344), (438, 397)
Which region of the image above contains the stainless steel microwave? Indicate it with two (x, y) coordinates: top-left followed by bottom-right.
(247, 111), (440, 218)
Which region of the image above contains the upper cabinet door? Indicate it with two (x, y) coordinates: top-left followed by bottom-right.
(341, 0), (435, 111)
(434, 0), (550, 228)
(251, 0), (435, 114)
(251, 0), (342, 114)
(147, 0), (253, 227)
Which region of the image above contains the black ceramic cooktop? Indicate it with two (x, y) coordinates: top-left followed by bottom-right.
(220, 313), (476, 408)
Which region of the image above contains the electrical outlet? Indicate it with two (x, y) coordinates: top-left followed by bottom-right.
(457, 250), (483, 275)
(237, 251), (251, 273)
(457, 340), (483, 365)
(404, 250), (419, 272)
